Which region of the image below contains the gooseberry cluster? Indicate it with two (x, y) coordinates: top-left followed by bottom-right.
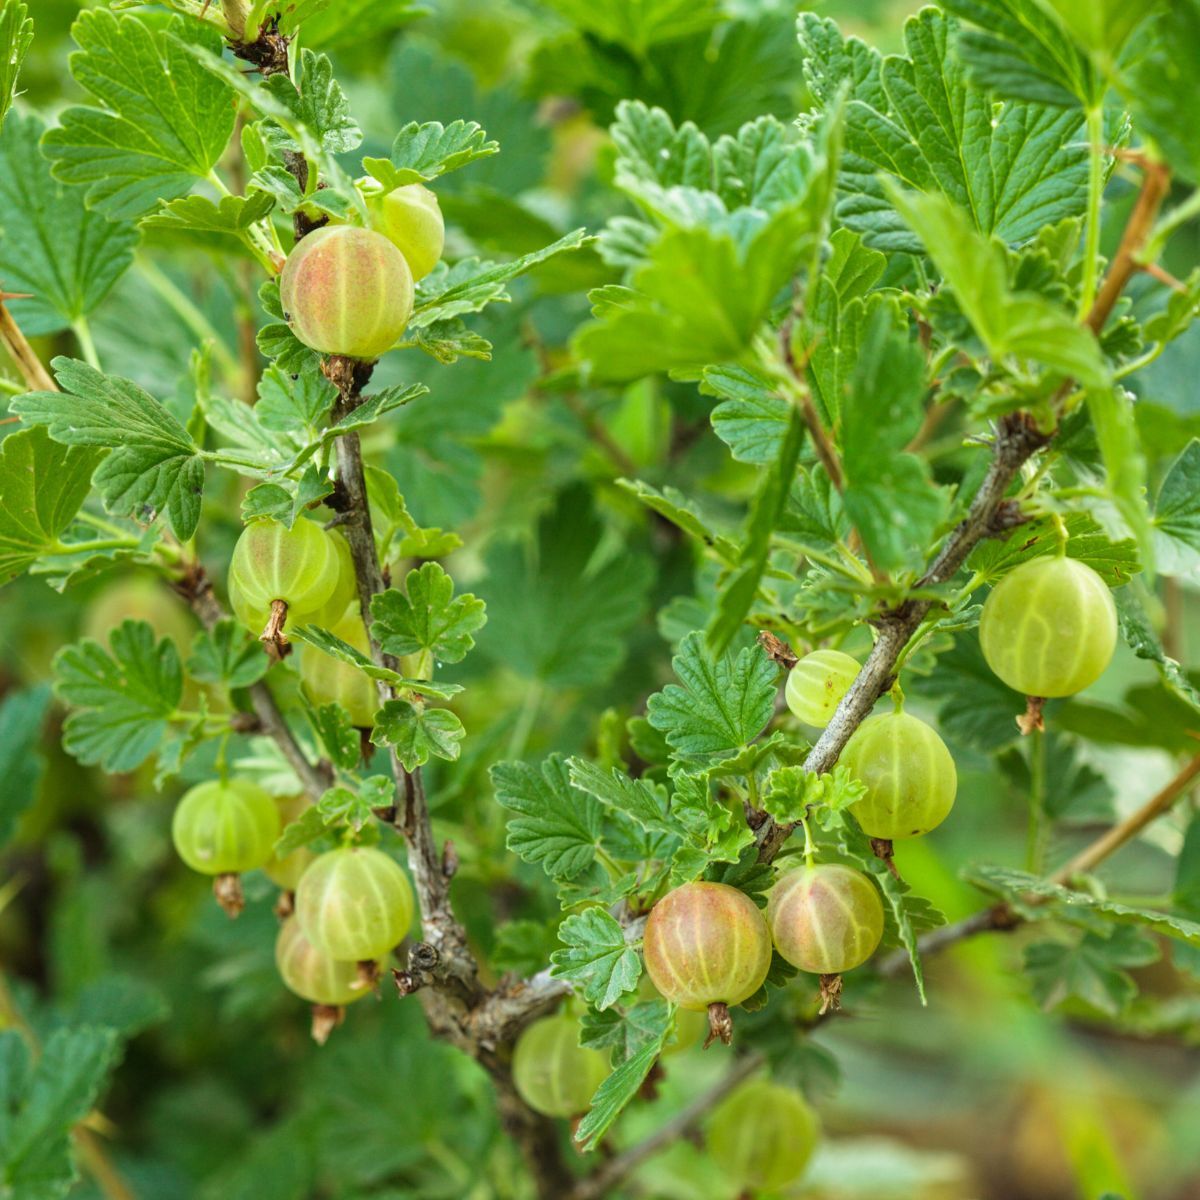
(280, 181), (445, 360)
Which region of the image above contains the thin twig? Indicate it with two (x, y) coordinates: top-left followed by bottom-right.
(561, 391), (640, 477)
(0, 298), (57, 393)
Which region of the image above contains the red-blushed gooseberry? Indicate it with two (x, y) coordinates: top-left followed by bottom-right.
(280, 225), (413, 360)
(299, 612), (379, 728)
(171, 778), (279, 875)
(767, 863), (884, 974)
(642, 882), (773, 1012)
(228, 517), (342, 636)
(841, 710), (957, 840)
(294, 845), (414, 961)
(785, 648), (861, 727)
(979, 554), (1117, 697)
(511, 1012), (608, 1118)
(705, 1078), (820, 1192)
(361, 181), (445, 281)
(275, 916), (375, 1007)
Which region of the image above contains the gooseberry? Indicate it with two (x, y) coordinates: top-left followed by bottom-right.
(642, 882), (773, 1012)
(280, 225), (413, 360)
(361, 181), (445, 281)
(263, 794), (316, 891)
(842, 710), (957, 840)
(767, 863), (884, 974)
(300, 612), (379, 727)
(228, 517), (342, 637)
(84, 575), (196, 652)
(171, 778), (279, 875)
(785, 649), (861, 727)
(275, 916), (375, 1007)
(511, 1012), (608, 1118)
(294, 845), (414, 961)
(311, 528), (358, 628)
(979, 554), (1117, 697)
(706, 1078), (819, 1192)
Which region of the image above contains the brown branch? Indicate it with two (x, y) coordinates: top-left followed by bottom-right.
(0, 298), (57, 393)
(569, 1053), (765, 1200)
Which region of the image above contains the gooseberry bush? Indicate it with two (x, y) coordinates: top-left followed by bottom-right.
(3, 1), (1200, 1197)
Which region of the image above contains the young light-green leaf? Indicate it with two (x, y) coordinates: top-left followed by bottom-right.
(370, 563), (487, 664)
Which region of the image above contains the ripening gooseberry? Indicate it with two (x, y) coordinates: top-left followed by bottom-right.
(275, 916), (375, 1007)
(785, 649), (861, 727)
(767, 863), (884, 974)
(300, 613), (379, 727)
(643, 882), (773, 1011)
(263, 794), (316, 891)
(361, 181), (445, 281)
(294, 846), (414, 961)
(84, 575), (196, 653)
(171, 778), (280, 875)
(842, 710), (957, 840)
(280, 225), (413, 360)
(979, 555), (1117, 697)
(511, 1012), (608, 1118)
(228, 518), (342, 635)
(706, 1079), (820, 1192)
(311, 528), (358, 628)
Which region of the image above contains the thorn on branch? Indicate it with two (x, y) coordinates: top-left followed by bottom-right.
(758, 630), (799, 669)
(704, 1001), (733, 1048)
(1017, 696), (1046, 736)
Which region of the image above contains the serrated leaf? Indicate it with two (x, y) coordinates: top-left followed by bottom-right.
(274, 804), (328, 856)
(549, 908), (641, 1011)
(363, 119), (499, 189)
(579, 999), (673, 1062)
(1116, 589), (1200, 711)
(567, 759), (678, 838)
(646, 631), (777, 760)
(140, 189), (275, 236)
(53, 621), (182, 772)
(1025, 926), (1160, 1016)
(0, 110), (139, 336)
(262, 49), (360, 155)
(314, 702), (361, 769)
(574, 1040), (660, 1153)
(186, 619), (268, 690)
(800, 9), (1090, 253)
(289, 624), (459, 700)
(0, 427), (103, 588)
(1153, 439), (1200, 571)
(1086, 386), (1153, 575)
(968, 511), (1140, 587)
(371, 700), (464, 770)
(13, 359), (204, 540)
(318, 777), (390, 832)
(761, 764), (865, 825)
(43, 11), (237, 219)
(0, 0), (32, 131)
(370, 563), (486, 665)
(492, 756), (602, 881)
(702, 363), (791, 465)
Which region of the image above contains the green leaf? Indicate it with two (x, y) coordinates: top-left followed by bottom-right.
(966, 864), (1200, 946)
(839, 307), (948, 574)
(0, 111), (139, 336)
(0, 685), (49, 851)
(318, 778), (391, 833)
(761, 765), (865, 826)
(363, 119), (499, 190)
(314, 703), (361, 771)
(491, 756), (602, 881)
(580, 998), (674, 1063)
(646, 631), (777, 760)
(1125, 1), (1200, 184)
(800, 9), (1090, 252)
(574, 1040), (661, 1153)
(0, 427), (103, 588)
(371, 700), (464, 770)
(140, 190), (275, 237)
(1040, 0), (1160, 60)
(702, 363), (791, 465)
(43, 11), (237, 220)
(370, 563), (486, 665)
(549, 908), (641, 1011)
(0, 1026), (121, 1195)
(186, 619), (268, 690)
(53, 621), (183, 773)
(1115, 590), (1200, 711)
(942, 0), (1100, 108)
(1086, 387), (1153, 575)
(274, 804), (328, 856)
(263, 48), (360, 155)
(478, 485), (651, 688)
(289, 624), (458, 699)
(544, 0), (722, 54)
(0, 0), (32, 131)
(1025, 927), (1160, 1016)
(567, 759), (677, 838)
(1153, 439), (1200, 572)
(968, 511), (1140, 588)
(13, 359), (204, 541)
(889, 186), (1109, 385)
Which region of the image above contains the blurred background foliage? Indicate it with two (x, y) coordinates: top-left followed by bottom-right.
(2, 1), (1199, 1198)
